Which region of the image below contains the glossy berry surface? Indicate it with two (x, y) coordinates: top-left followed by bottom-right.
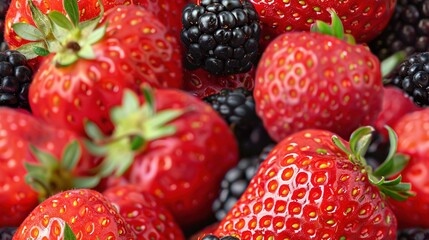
(397, 228), (429, 240)
(181, 0), (260, 75)
(0, 0), (10, 52)
(0, 227), (16, 240)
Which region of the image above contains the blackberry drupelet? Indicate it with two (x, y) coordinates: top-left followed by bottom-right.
(0, 50), (33, 110)
(181, 0), (260, 75)
(397, 228), (429, 240)
(0, 0), (11, 52)
(212, 144), (274, 221)
(201, 235), (239, 240)
(203, 87), (273, 157)
(369, 0), (429, 60)
(388, 52), (429, 106)
(0, 227), (16, 240)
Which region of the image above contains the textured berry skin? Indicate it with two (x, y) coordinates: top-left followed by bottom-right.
(181, 0), (260, 75)
(370, 0), (429, 60)
(389, 52), (429, 106)
(397, 228), (429, 240)
(103, 184), (185, 240)
(13, 189), (136, 240)
(0, 227), (16, 240)
(215, 129), (397, 239)
(0, 50), (33, 110)
(184, 68), (255, 99)
(254, 32), (383, 142)
(250, 0), (396, 49)
(0, 108), (97, 228)
(391, 108), (429, 228)
(29, 5), (182, 136)
(105, 89), (238, 230)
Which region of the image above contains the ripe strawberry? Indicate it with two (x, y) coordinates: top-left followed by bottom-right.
(85, 88), (238, 230)
(19, 0), (182, 136)
(0, 107), (100, 228)
(254, 10), (383, 142)
(249, 0), (396, 49)
(184, 68), (255, 99)
(391, 108), (429, 228)
(103, 184), (185, 239)
(13, 189), (136, 239)
(214, 127), (412, 239)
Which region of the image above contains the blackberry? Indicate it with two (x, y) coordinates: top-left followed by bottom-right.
(181, 0), (260, 75)
(201, 235), (239, 240)
(203, 88), (273, 157)
(397, 228), (429, 240)
(0, 0), (10, 51)
(388, 52), (429, 106)
(0, 50), (33, 110)
(365, 131), (390, 169)
(0, 227), (16, 240)
(212, 144), (274, 221)
(369, 0), (429, 60)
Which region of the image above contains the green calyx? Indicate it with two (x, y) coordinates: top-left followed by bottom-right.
(84, 88), (186, 178)
(64, 223), (77, 240)
(333, 126), (415, 201)
(310, 8), (356, 45)
(13, 0), (106, 67)
(25, 140), (100, 202)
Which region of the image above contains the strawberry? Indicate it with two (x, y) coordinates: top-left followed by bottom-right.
(103, 184), (185, 239)
(13, 189), (136, 239)
(391, 108), (429, 228)
(254, 10), (383, 142)
(0, 107), (100, 228)
(184, 68), (255, 99)
(85, 88), (238, 230)
(214, 126), (412, 239)
(249, 0), (396, 49)
(15, 0), (182, 136)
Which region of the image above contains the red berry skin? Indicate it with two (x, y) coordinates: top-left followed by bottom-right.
(391, 109), (429, 228)
(103, 184), (185, 240)
(214, 129), (397, 239)
(254, 32), (383, 142)
(249, 0), (396, 49)
(374, 86), (421, 139)
(29, 5), (182, 136)
(0, 108), (97, 228)
(104, 88), (239, 230)
(13, 189), (136, 240)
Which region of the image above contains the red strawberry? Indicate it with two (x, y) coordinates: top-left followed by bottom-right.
(21, 1), (182, 136)
(13, 189), (136, 239)
(214, 127), (412, 239)
(374, 86), (421, 140)
(249, 0), (396, 49)
(391, 108), (429, 228)
(103, 184), (185, 239)
(85, 88), (238, 230)
(184, 68), (255, 99)
(0, 107), (100, 228)
(254, 10), (383, 142)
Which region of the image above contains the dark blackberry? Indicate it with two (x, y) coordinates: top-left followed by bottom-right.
(0, 227), (16, 240)
(397, 228), (429, 240)
(369, 0), (429, 60)
(0, 50), (33, 110)
(387, 52), (429, 106)
(0, 0), (10, 51)
(201, 235), (239, 240)
(365, 131), (390, 169)
(203, 87), (273, 157)
(212, 144), (274, 221)
(181, 0), (260, 75)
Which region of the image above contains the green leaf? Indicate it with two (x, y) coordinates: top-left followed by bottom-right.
(381, 51), (406, 79)
(28, 0), (51, 37)
(61, 141), (81, 171)
(64, 0), (80, 27)
(33, 46), (50, 56)
(310, 21), (333, 36)
(142, 87), (156, 115)
(328, 8), (344, 40)
(77, 44), (96, 59)
(48, 11), (74, 30)
(51, 17), (70, 44)
(72, 176), (100, 189)
(64, 223), (77, 240)
(54, 52), (79, 67)
(16, 42), (47, 59)
(114, 153), (134, 176)
(332, 135), (353, 159)
(145, 109), (184, 129)
(24, 162), (45, 176)
(83, 139), (108, 157)
(87, 24), (107, 45)
(12, 23), (45, 41)
(123, 90), (141, 115)
(84, 121), (106, 141)
(30, 145), (59, 167)
(130, 135), (145, 150)
(348, 126), (373, 165)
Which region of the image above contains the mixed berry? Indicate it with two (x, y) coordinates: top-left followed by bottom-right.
(0, 0), (428, 239)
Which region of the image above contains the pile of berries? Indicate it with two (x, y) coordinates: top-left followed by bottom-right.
(1, 0), (429, 239)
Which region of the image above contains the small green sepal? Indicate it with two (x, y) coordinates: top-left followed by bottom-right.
(310, 8), (356, 44)
(64, 223), (77, 240)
